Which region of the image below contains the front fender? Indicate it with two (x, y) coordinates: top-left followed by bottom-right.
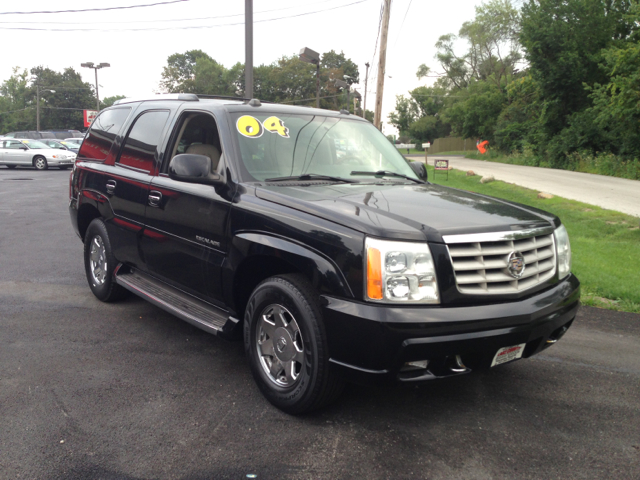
(227, 232), (355, 301)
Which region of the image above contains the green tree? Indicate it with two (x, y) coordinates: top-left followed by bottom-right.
(388, 95), (417, 134)
(101, 95), (127, 109)
(419, 0), (522, 90)
(519, 0), (631, 138)
(0, 68), (32, 133)
(589, 2), (640, 159)
(159, 49), (213, 93)
(30, 66), (96, 131)
(443, 80), (506, 141)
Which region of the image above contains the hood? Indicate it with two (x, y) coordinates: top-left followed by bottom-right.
(34, 148), (76, 157)
(255, 182), (558, 242)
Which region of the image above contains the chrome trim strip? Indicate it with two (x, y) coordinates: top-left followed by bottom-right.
(442, 226), (554, 244)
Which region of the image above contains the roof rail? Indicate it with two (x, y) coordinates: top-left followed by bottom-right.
(114, 93), (200, 105)
(196, 94), (249, 102)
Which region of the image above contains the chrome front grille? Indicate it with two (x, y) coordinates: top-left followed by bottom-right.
(443, 229), (556, 295)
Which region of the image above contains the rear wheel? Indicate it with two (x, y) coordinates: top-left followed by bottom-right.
(33, 156), (48, 170)
(83, 218), (128, 302)
(244, 274), (344, 414)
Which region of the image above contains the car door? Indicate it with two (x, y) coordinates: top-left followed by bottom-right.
(141, 109), (232, 306)
(104, 109), (172, 269)
(4, 140), (30, 165)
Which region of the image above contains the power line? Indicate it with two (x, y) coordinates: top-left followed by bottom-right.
(0, 107), (33, 116)
(0, 0), (371, 31)
(0, 0), (340, 25)
(0, 0), (191, 15)
(280, 93), (345, 104)
(392, 0), (412, 48)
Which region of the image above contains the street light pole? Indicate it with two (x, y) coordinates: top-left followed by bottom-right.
(36, 85), (40, 132)
(363, 62), (370, 119)
(81, 62), (110, 111)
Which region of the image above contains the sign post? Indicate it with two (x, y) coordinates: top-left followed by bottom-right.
(83, 110), (98, 128)
(422, 142), (430, 164)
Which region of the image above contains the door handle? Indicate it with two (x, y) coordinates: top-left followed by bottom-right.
(106, 180), (117, 194)
(148, 191), (163, 207)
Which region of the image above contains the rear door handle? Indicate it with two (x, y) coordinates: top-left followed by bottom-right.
(106, 180), (117, 194)
(148, 191), (163, 207)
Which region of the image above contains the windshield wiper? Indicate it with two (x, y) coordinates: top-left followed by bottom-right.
(350, 170), (425, 184)
(265, 173), (358, 184)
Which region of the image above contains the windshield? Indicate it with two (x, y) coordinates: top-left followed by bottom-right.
(21, 140), (49, 149)
(232, 112), (418, 182)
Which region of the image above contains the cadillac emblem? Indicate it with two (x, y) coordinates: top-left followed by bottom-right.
(507, 251), (526, 279)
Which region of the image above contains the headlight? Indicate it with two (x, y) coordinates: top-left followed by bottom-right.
(52, 154), (67, 159)
(554, 224), (572, 279)
(365, 237), (439, 304)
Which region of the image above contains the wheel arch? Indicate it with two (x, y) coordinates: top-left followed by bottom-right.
(227, 233), (354, 321)
(76, 190), (113, 241)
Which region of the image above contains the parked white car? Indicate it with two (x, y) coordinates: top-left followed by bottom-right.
(0, 138), (77, 170)
(62, 138), (83, 152)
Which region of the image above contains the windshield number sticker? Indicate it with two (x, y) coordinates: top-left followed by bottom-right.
(237, 115), (264, 138)
(237, 115), (289, 139)
(263, 116), (290, 138)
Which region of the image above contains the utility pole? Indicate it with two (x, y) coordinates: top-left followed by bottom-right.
(36, 85), (41, 132)
(362, 62), (370, 119)
(245, 0), (253, 99)
(374, 0), (391, 129)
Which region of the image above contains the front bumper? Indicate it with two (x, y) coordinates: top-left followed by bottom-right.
(48, 157), (75, 166)
(322, 274), (580, 384)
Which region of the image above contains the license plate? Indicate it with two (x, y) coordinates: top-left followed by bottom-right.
(491, 343), (526, 367)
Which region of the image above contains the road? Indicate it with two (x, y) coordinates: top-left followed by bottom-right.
(1, 167), (639, 479)
(408, 155), (640, 217)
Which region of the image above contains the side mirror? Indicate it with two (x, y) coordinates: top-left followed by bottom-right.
(168, 153), (223, 186)
(409, 161), (428, 182)
(20, 146), (28, 150)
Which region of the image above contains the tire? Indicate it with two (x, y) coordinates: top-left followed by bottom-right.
(33, 156), (48, 170)
(6, 165), (16, 169)
(83, 218), (128, 302)
(244, 274), (344, 414)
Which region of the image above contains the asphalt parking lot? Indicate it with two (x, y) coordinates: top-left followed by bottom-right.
(1, 167), (639, 480)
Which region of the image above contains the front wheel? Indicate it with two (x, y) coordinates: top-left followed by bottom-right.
(244, 274), (344, 414)
(83, 218), (128, 302)
(33, 156), (48, 170)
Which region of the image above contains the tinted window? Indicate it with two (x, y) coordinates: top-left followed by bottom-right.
(78, 107), (131, 160)
(118, 110), (169, 172)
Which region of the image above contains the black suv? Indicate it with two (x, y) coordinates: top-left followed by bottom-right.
(69, 94), (580, 414)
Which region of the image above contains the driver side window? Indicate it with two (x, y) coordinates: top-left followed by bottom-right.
(165, 112), (222, 173)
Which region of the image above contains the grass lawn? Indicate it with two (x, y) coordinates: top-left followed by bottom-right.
(424, 163), (640, 314)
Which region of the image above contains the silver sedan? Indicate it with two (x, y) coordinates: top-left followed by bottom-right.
(0, 138), (77, 170)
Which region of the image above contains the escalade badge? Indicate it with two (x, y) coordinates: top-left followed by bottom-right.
(507, 251), (526, 279)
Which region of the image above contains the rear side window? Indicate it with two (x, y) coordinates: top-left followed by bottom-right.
(117, 110), (170, 172)
(78, 107), (131, 160)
